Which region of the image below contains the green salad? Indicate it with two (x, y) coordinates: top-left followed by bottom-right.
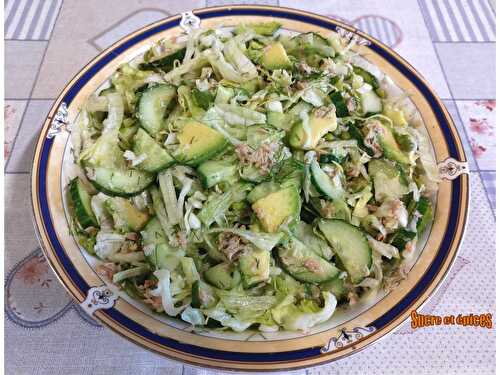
(69, 22), (439, 333)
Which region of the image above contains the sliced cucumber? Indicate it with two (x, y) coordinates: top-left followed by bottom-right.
(132, 128), (175, 173)
(353, 66), (380, 90)
(310, 159), (343, 200)
(320, 276), (347, 300)
(137, 84), (177, 136)
(141, 217), (181, 270)
(197, 159), (237, 188)
(204, 263), (241, 290)
(277, 237), (339, 283)
(69, 178), (98, 228)
(139, 48), (186, 71)
(359, 89), (382, 115)
(317, 219), (372, 284)
(88, 166), (154, 197)
(191, 280), (217, 308)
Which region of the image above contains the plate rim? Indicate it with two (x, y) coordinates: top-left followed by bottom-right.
(30, 4), (469, 371)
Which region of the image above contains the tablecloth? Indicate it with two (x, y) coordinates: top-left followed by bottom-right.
(4, 1), (496, 374)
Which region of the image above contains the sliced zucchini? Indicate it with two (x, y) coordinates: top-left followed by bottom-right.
(251, 187), (301, 233)
(137, 84), (177, 136)
(277, 237), (339, 283)
(69, 178), (98, 228)
(132, 128), (175, 173)
(88, 166), (154, 197)
(197, 159), (237, 188)
(310, 159), (343, 201)
(105, 196), (149, 232)
(204, 263), (241, 290)
(239, 249), (271, 288)
(317, 219), (372, 284)
(173, 120), (228, 166)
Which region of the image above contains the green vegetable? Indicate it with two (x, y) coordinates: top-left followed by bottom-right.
(69, 178), (98, 229)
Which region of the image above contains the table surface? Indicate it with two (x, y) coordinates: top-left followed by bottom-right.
(5, 1), (496, 374)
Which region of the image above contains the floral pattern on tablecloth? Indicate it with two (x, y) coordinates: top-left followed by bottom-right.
(457, 99), (496, 171)
(5, 248), (101, 329)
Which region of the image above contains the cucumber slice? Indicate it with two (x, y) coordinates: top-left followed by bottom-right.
(320, 277), (347, 300)
(277, 237), (340, 283)
(353, 66), (380, 90)
(360, 89), (382, 115)
(69, 178), (98, 228)
(88, 167), (154, 197)
(139, 48), (186, 71)
(204, 263), (241, 290)
(191, 280), (217, 308)
(317, 219), (372, 284)
(197, 159), (237, 188)
(310, 159), (343, 200)
(141, 217), (181, 270)
(137, 84), (177, 136)
(132, 128), (175, 173)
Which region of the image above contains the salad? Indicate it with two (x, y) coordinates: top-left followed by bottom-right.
(68, 22), (439, 333)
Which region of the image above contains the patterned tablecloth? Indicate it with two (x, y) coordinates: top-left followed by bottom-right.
(4, 1), (496, 374)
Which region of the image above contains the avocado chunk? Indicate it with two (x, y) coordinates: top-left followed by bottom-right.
(262, 42), (291, 70)
(377, 123), (410, 165)
(251, 187), (300, 233)
(204, 263), (241, 290)
(105, 197), (149, 232)
(383, 104), (407, 127)
(277, 237), (340, 283)
(173, 120), (228, 166)
(239, 248), (271, 287)
(289, 107), (337, 149)
(317, 219), (372, 284)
